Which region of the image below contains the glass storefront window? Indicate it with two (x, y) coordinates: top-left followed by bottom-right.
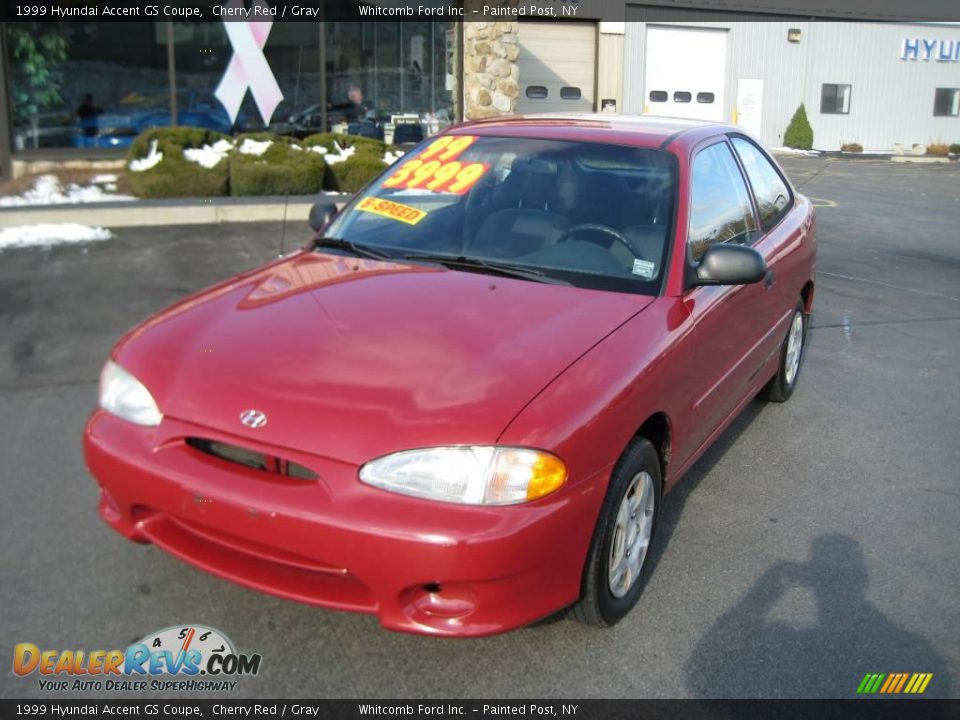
(4, 19), (457, 153)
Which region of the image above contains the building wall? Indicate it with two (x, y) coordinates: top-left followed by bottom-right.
(623, 18), (960, 150)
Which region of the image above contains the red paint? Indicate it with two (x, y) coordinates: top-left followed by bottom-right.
(84, 115), (816, 636)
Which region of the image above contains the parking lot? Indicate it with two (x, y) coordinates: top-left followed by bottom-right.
(1, 156), (958, 699)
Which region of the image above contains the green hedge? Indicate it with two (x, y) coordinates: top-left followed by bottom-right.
(126, 127), (230, 198)
(126, 127), (398, 198)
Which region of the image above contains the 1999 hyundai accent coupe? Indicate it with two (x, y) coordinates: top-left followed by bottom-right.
(84, 115), (816, 636)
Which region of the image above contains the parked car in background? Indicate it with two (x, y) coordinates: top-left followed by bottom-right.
(84, 115), (816, 636)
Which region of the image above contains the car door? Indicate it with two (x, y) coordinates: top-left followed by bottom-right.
(682, 139), (769, 456)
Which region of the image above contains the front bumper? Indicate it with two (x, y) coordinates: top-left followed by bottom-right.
(83, 411), (607, 636)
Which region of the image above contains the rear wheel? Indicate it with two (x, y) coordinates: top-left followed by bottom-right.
(762, 301), (808, 403)
(571, 437), (662, 627)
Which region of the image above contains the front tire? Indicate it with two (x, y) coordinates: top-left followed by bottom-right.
(571, 437), (662, 627)
(762, 301), (808, 403)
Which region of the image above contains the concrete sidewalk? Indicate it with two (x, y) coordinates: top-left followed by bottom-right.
(0, 193), (338, 229)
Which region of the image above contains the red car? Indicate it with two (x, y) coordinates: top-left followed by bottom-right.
(85, 115), (815, 637)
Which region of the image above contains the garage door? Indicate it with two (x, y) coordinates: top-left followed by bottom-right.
(517, 22), (596, 114)
(643, 26), (726, 122)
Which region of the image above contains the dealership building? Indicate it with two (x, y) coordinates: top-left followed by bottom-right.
(1, 1), (958, 178)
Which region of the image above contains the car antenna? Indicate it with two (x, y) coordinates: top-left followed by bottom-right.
(278, 192), (290, 258)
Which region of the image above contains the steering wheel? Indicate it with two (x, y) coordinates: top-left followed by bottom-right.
(555, 223), (637, 258)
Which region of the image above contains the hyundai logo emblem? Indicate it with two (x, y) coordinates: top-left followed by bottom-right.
(239, 409), (268, 429)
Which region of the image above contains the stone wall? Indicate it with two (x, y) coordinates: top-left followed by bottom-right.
(463, 21), (521, 120)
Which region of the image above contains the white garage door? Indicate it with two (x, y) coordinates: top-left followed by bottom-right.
(517, 22), (596, 114)
(643, 26), (726, 122)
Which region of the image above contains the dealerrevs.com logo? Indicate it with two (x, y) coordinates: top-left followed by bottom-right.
(12, 625), (261, 692)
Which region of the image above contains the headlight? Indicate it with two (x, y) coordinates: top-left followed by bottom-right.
(359, 446), (566, 505)
(99, 360), (163, 427)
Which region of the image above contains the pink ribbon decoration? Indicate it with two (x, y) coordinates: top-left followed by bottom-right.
(214, 0), (284, 127)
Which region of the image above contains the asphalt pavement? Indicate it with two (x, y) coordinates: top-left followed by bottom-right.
(1, 157), (958, 699)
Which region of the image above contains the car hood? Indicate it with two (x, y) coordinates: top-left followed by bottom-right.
(115, 251), (653, 464)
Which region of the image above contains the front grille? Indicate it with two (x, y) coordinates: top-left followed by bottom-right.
(186, 437), (318, 480)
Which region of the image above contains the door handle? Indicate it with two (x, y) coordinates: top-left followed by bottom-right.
(765, 270), (775, 288)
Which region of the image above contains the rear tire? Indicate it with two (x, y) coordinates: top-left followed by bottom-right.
(571, 437), (662, 627)
(762, 301), (808, 403)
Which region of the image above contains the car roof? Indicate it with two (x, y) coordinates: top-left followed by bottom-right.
(452, 113), (736, 151)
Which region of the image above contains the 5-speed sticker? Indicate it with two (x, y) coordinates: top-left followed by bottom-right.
(356, 197), (428, 225)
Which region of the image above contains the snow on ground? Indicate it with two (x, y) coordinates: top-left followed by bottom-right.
(238, 138), (273, 156)
(770, 147), (822, 156)
(383, 150), (405, 165)
(129, 139), (163, 172)
(0, 175), (135, 207)
(0, 224), (113, 251)
(183, 138), (235, 168)
(322, 142), (357, 165)
(91, 174), (118, 184)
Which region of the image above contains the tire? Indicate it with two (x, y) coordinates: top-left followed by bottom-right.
(571, 437), (662, 627)
(762, 300), (808, 403)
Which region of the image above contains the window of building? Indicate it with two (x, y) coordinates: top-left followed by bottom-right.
(526, 86), (548, 99)
(933, 88), (960, 117)
(688, 142), (758, 262)
(649, 91), (668, 103)
(731, 137), (793, 231)
(674, 91), (692, 103)
(560, 87), (582, 100)
(697, 92), (715, 104)
(820, 84), (852, 115)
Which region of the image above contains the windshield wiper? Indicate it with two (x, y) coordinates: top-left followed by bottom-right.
(312, 236), (394, 261)
(400, 253), (570, 285)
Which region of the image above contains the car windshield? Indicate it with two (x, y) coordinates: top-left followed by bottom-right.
(324, 135), (678, 293)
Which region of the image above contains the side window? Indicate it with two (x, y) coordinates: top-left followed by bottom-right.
(688, 142), (758, 262)
(731, 138), (793, 230)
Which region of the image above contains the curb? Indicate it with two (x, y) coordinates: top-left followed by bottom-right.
(0, 194), (342, 229)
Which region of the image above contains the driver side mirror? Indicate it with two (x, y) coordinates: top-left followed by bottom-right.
(689, 244), (767, 288)
(308, 200), (340, 232)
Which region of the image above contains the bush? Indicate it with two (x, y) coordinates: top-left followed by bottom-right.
(841, 142), (863, 153)
(950, 143), (960, 155)
(926, 142), (950, 157)
(229, 133), (326, 196)
(783, 104), (814, 150)
(302, 132), (396, 193)
(126, 127), (230, 198)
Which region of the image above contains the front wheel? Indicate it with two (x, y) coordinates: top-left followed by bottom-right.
(571, 437), (662, 627)
(762, 300), (808, 403)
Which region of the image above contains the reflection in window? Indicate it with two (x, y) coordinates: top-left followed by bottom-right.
(526, 86), (548, 99)
(933, 88), (960, 117)
(697, 92), (715, 104)
(732, 138), (792, 230)
(674, 92), (692, 103)
(560, 87), (582, 100)
(688, 142), (758, 261)
(820, 84), (852, 114)
(649, 91), (668, 103)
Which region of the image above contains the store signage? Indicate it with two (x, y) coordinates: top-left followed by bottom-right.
(901, 38), (960, 62)
(214, 0), (284, 126)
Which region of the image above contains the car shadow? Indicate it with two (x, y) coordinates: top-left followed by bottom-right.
(683, 532), (952, 699)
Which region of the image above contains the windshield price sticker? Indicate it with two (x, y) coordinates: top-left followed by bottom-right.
(356, 197), (428, 226)
(382, 135), (490, 194)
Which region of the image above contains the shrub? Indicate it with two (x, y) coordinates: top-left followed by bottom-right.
(950, 143), (960, 155)
(302, 132), (396, 193)
(126, 127), (230, 198)
(783, 104), (814, 150)
(926, 142), (950, 157)
(841, 142), (863, 153)
(229, 133), (326, 196)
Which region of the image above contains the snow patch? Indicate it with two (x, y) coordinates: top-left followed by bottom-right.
(91, 174), (118, 184)
(129, 139), (163, 172)
(0, 224), (113, 251)
(238, 138), (273, 156)
(383, 150), (405, 165)
(770, 147), (822, 157)
(0, 175), (135, 207)
(183, 138), (235, 168)
(324, 141), (357, 165)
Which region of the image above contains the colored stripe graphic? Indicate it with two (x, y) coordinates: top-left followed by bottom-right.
(857, 672), (932, 694)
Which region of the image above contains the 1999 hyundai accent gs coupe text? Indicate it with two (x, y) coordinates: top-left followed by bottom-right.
(84, 115), (816, 637)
